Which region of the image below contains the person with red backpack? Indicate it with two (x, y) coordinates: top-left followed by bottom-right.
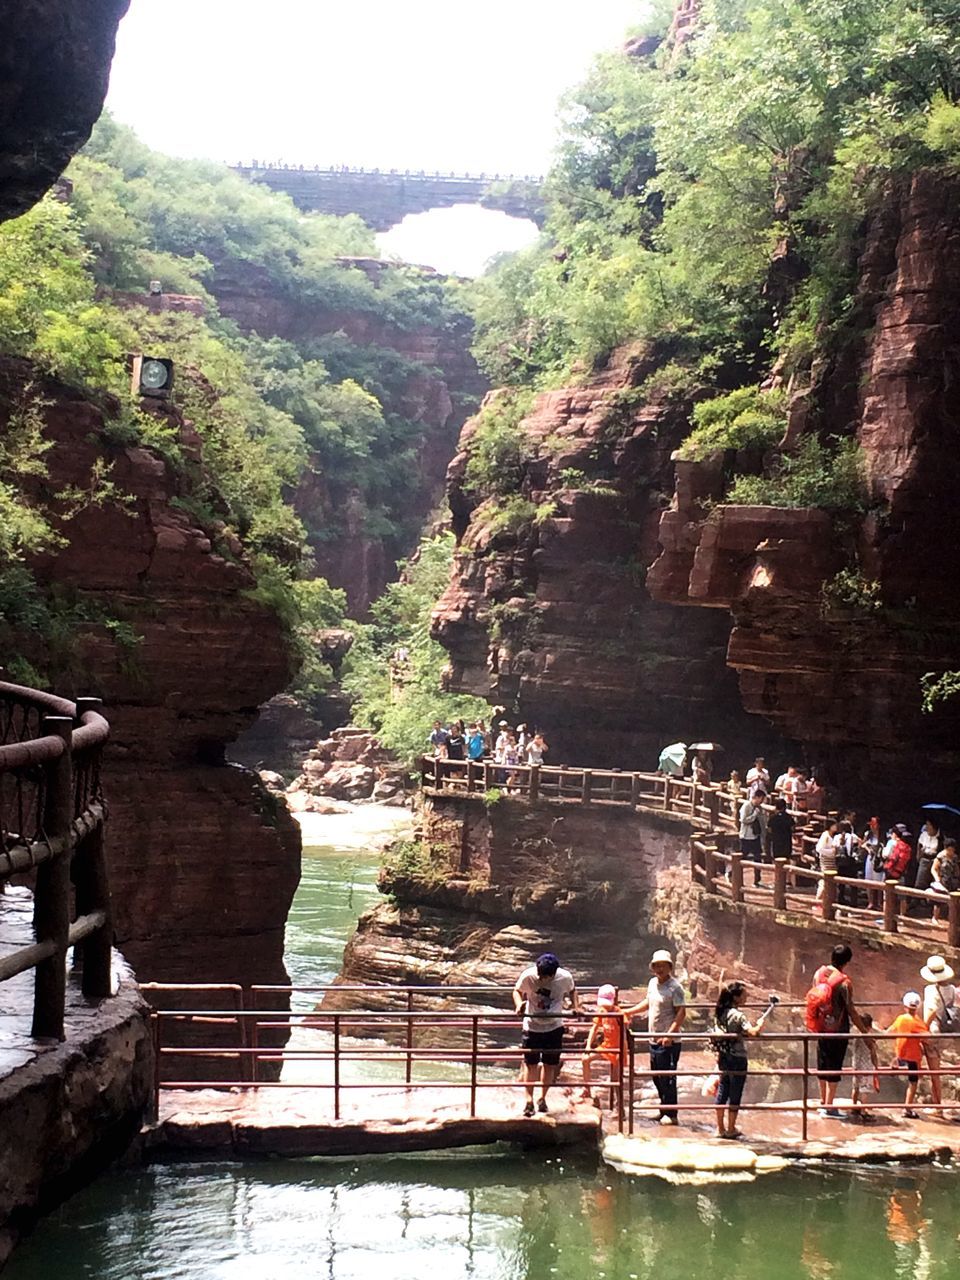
(804, 944), (869, 1117)
(884, 826), (913, 881)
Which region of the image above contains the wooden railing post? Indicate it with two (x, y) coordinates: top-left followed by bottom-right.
(529, 765), (540, 802)
(73, 697), (112, 1000)
(630, 773), (641, 810)
(729, 852), (743, 903)
(581, 770), (592, 806)
(662, 777), (671, 811)
(949, 892), (960, 949)
(707, 789), (720, 826)
(689, 837), (700, 878)
(690, 781), (698, 816)
(883, 879), (899, 933)
(482, 760), (491, 792)
(773, 859), (787, 911)
(820, 871), (837, 922)
(703, 844), (717, 893)
(32, 716), (73, 1040)
(466, 759), (476, 795)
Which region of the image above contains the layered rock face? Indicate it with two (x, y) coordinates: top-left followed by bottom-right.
(0, 0), (129, 221)
(4, 358), (300, 991)
(213, 257), (486, 615)
(432, 347), (787, 769)
(648, 171), (960, 801)
(334, 794), (692, 1002)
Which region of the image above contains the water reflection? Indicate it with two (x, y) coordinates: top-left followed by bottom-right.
(7, 1158), (960, 1280)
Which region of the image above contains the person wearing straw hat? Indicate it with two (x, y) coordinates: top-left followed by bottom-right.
(921, 955), (957, 1121)
(624, 950), (687, 1125)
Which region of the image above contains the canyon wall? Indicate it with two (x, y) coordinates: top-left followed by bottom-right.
(433, 173), (960, 804)
(3, 357), (300, 992)
(431, 346), (791, 770)
(647, 170), (960, 803)
(0, 0), (129, 221)
(336, 794), (958, 1009)
(213, 256), (486, 615)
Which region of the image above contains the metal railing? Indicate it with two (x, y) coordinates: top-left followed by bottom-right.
(142, 982), (626, 1125)
(625, 1016), (960, 1143)
(0, 680), (111, 1039)
(142, 985), (960, 1146)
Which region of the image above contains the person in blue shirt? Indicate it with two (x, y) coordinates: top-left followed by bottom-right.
(429, 720), (449, 756)
(467, 723), (485, 761)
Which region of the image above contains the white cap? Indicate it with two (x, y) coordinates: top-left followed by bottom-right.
(903, 990), (921, 1009)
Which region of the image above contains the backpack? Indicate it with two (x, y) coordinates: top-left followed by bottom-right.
(936, 987), (957, 1033)
(804, 966), (848, 1033)
(709, 1009), (737, 1064)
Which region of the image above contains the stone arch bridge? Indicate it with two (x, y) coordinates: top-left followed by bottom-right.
(232, 164), (545, 232)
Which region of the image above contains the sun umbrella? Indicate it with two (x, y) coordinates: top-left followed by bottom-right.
(688, 742), (723, 753)
(921, 803), (960, 818)
(658, 742), (687, 776)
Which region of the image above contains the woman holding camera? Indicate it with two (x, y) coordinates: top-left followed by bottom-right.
(713, 982), (775, 1139)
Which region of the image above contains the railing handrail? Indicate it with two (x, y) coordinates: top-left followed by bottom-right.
(0, 681), (112, 1039)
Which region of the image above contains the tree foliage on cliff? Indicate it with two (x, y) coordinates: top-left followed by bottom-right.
(342, 533), (486, 764)
(469, 0), (960, 396)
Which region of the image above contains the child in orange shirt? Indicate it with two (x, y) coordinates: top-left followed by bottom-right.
(581, 984), (623, 1102)
(886, 991), (929, 1119)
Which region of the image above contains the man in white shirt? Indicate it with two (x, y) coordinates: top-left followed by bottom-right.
(625, 950), (687, 1125)
(775, 765), (797, 793)
(513, 952), (580, 1116)
(745, 757), (770, 797)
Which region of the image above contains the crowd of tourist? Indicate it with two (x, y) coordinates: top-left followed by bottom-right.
(718, 754), (960, 914)
(513, 945), (959, 1139)
(429, 718), (548, 768)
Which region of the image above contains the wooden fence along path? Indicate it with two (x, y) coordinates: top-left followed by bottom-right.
(421, 757), (960, 951)
(0, 680), (111, 1039)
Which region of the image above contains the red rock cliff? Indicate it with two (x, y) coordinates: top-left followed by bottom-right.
(2, 357), (300, 990)
(213, 257), (486, 615)
(431, 346), (789, 768)
(647, 170), (960, 800)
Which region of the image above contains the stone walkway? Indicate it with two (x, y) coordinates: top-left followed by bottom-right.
(0, 886), (133, 1079)
(148, 1083), (603, 1158)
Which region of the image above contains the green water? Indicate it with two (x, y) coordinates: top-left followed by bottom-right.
(7, 1155), (960, 1279)
(8, 808), (960, 1278)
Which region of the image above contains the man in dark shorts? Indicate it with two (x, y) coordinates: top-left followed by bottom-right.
(513, 952), (580, 1116)
(813, 943), (868, 1117)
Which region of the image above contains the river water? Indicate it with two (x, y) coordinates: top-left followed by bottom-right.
(7, 807), (960, 1280)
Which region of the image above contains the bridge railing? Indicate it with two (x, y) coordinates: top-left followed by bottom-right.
(0, 680), (111, 1039)
(690, 835), (960, 948)
(421, 757), (960, 947)
(142, 983), (960, 1142)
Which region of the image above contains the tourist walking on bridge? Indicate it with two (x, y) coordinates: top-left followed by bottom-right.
(513, 952), (580, 1117)
(805, 944), (869, 1117)
(921, 954), (956, 1119)
(711, 982), (774, 1139)
(625, 950), (687, 1125)
(739, 791), (768, 877)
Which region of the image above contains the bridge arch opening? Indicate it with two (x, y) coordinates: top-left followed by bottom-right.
(377, 204), (540, 277)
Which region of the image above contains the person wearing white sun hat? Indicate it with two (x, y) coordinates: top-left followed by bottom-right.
(921, 955), (957, 1120)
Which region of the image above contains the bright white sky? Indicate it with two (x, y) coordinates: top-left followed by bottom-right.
(105, 0), (645, 274)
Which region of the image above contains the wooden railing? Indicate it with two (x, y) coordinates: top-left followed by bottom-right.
(421, 757), (960, 950)
(420, 756), (826, 835)
(690, 834), (960, 949)
(0, 680), (111, 1039)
